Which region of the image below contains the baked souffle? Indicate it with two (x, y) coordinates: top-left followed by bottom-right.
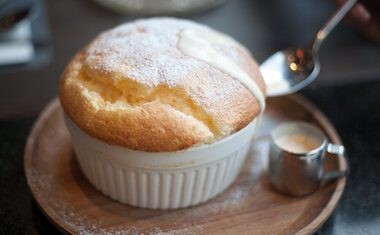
(59, 18), (266, 152)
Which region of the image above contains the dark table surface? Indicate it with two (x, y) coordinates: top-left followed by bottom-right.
(1, 0), (380, 234)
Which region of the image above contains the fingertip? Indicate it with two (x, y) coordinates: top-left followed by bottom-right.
(355, 3), (371, 23)
(350, 3), (371, 24)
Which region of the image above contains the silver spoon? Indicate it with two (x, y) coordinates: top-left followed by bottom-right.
(260, 0), (357, 97)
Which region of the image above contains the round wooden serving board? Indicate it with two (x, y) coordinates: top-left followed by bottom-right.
(25, 95), (347, 235)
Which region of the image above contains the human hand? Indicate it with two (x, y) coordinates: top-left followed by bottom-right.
(336, 0), (380, 42)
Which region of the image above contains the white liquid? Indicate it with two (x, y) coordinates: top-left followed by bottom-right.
(178, 29), (265, 114)
(275, 134), (320, 153)
(259, 52), (291, 96)
(260, 67), (291, 96)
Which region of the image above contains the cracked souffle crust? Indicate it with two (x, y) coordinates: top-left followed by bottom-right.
(59, 18), (266, 152)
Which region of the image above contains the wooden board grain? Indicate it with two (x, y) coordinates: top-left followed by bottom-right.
(24, 95), (347, 235)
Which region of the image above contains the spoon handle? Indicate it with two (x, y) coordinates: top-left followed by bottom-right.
(311, 0), (357, 53)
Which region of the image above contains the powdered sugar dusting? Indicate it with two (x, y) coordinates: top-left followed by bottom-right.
(82, 17), (260, 130)
(178, 28), (265, 114)
(84, 18), (210, 88)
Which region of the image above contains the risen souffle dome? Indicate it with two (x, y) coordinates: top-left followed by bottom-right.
(59, 18), (266, 152)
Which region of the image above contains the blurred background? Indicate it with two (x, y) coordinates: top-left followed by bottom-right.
(0, 0), (379, 234)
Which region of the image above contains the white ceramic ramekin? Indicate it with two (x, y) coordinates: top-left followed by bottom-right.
(64, 114), (258, 209)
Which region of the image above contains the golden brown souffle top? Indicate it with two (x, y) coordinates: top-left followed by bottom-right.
(59, 18), (266, 152)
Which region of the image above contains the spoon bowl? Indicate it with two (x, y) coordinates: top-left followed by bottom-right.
(260, 48), (320, 97)
(260, 0), (357, 97)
